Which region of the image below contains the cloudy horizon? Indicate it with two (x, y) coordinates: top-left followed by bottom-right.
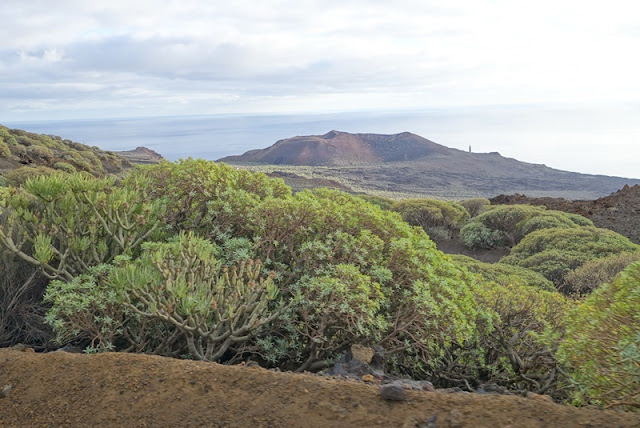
(1, 1), (639, 177)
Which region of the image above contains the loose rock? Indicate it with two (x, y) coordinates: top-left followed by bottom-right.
(379, 384), (406, 401)
(1, 384), (12, 398)
(361, 374), (376, 383)
(350, 344), (374, 365)
(421, 415), (438, 428)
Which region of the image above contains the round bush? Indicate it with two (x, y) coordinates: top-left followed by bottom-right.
(27, 145), (54, 161)
(451, 254), (555, 291)
(563, 251), (640, 295)
(3, 166), (58, 185)
(459, 198), (490, 218)
(391, 198), (469, 240)
(501, 227), (639, 288)
(557, 261), (640, 410)
(460, 205), (592, 249)
(131, 160), (483, 376)
(53, 162), (77, 174)
(440, 280), (570, 396)
(0, 139), (10, 158)
(460, 221), (504, 249)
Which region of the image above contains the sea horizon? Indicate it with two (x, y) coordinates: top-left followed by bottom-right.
(4, 106), (640, 179)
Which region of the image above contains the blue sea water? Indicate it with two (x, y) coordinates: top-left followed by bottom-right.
(4, 106), (640, 178)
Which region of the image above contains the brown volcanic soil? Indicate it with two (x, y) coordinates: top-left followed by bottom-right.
(1, 349), (639, 427)
(491, 184), (640, 244)
(219, 130), (454, 166)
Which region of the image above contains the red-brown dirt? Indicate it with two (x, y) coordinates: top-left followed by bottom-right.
(219, 130), (453, 166)
(1, 348), (638, 427)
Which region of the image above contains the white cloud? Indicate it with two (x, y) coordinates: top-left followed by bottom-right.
(1, 1), (639, 118)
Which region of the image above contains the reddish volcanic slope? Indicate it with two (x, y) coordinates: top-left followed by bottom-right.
(219, 131), (457, 166)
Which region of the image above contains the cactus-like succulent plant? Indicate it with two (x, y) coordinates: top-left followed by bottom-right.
(0, 173), (164, 281)
(108, 232), (281, 361)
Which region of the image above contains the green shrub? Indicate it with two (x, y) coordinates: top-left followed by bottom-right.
(377, 237), (479, 378)
(557, 261), (640, 410)
(127, 159), (291, 236)
(0, 138), (10, 158)
(285, 264), (388, 371)
(52, 162), (77, 173)
(435, 273), (570, 395)
(461, 205), (535, 248)
(9, 143), (27, 157)
(3, 166), (57, 186)
(562, 213), (594, 227)
(0, 173), (165, 281)
(455, 281), (570, 397)
(134, 160), (482, 376)
(242, 189), (481, 375)
(61, 151), (96, 173)
(562, 251), (640, 296)
(516, 213), (580, 237)
(0, 127), (17, 146)
(358, 194), (395, 211)
(0, 201), (51, 347)
(459, 198), (490, 218)
(501, 227), (639, 287)
(391, 198), (470, 240)
(426, 226), (452, 241)
(44, 263), (127, 352)
(16, 135), (35, 146)
(451, 254), (555, 291)
(460, 221), (504, 249)
(0, 176), (7, 187)
(460, 205), (592, 249)
(78, 149), (104, 172)
(27, 145), (54, 161)
(45, 232), (281, 359)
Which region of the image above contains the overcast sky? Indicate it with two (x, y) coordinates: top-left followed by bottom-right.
(1, 1), (639, 176)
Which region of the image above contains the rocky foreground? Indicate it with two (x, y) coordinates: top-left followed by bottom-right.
(1, 348), (638, 427)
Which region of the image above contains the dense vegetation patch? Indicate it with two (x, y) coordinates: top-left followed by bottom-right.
(460, 205), (593, 249)
(450, 254), (555, 291)
(0, 157), (637, 410)
(562, 251), (640, 296)
(458, 198), (490, 218)
(0, 125), (131, 181)
(558, 261), (640, 410)
(501, 227), (639, 288)
(391, 198), (469, 240)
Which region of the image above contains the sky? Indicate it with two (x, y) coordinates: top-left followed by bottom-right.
(1, 1), (639, 177)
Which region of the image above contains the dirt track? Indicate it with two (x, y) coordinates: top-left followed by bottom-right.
(1, 348), (639, 427)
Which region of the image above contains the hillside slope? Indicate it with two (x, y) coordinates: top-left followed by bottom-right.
(220, 130), (455, 166)
(1, 348), (639, 427)
(0, 125), (162, 183)
(0, 125), (132, 176)
(219, 131), (640, 200)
